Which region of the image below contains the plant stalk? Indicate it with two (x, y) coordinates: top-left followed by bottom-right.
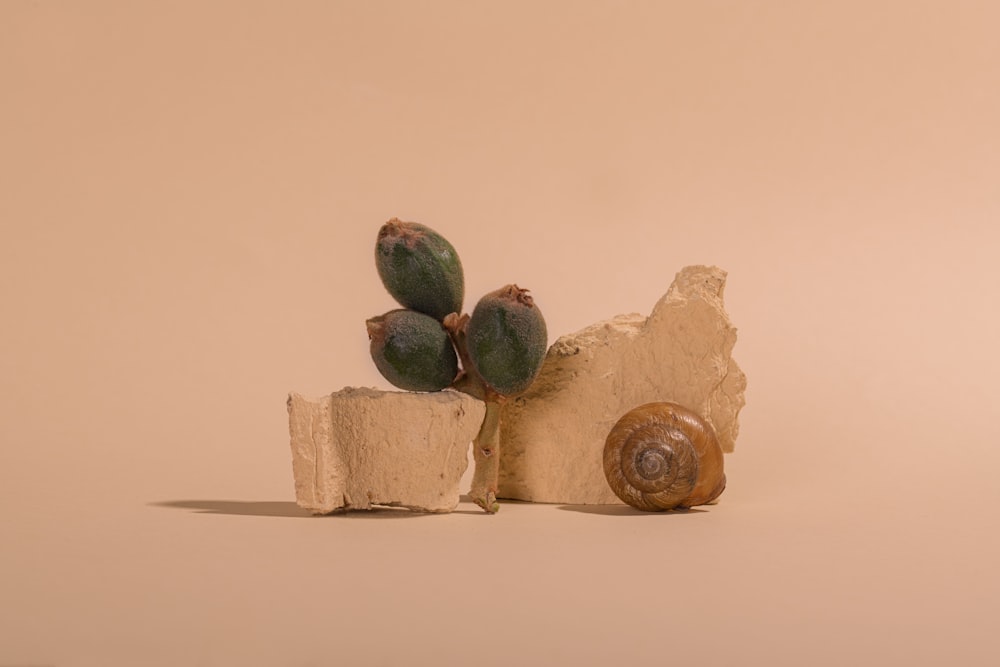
(444, 312), (506, 513)
(469, 398), (503, 513)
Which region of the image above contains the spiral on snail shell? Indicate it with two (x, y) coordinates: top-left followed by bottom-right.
(603, 402), (726, 511)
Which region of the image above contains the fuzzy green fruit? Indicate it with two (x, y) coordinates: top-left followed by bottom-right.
(466, 285), (547, 397)
(367, 309), (459, 392)
(375, 218), (464, 321)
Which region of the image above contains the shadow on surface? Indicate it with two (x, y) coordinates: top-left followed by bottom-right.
(556, 504), (707, 516)
(151, 499), (482, 518)
(151, 500), (313, 517)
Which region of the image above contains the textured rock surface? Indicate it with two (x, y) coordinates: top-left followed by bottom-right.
(288, 387), (486, 513)
(498, 265), (747, 504)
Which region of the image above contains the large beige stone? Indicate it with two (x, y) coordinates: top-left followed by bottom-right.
(287, 387), (486, 513)
(498, 265), (747, 504)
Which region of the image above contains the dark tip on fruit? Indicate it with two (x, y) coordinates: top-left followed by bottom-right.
(366, 316), (385, 341)
(379, 218), (425, 248)
(497, 284), (535, 307)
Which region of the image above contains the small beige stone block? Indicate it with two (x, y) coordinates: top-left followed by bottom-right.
(498, 265), (747, 504)
(287, 387), (486, 513)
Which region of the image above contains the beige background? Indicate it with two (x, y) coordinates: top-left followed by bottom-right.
(2, 1), (998, 665)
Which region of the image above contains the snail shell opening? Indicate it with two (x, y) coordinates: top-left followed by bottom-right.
(603, 402), (726, 511)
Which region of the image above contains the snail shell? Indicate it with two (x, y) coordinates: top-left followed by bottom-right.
(603, 402), (726, 511)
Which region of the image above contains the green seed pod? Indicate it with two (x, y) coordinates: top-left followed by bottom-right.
(466, 285), (548, 397)
(367, 309), (459, 392)
(375, 218), (464, 321)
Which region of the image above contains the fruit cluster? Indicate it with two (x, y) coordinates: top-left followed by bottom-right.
(365, 218), (547, 513)
(367, 218), (547, 401)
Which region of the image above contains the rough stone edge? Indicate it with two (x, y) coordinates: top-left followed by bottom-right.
(287, 392), (342, 514)
(651, 265), (747, 453)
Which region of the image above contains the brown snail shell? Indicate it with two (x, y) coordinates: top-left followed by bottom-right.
(603, 402), (726, 511)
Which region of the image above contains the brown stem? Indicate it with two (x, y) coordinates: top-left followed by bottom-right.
(443, 312), (506, 513)
(469, 398), (503, 513)
(443, 313), (486, 401)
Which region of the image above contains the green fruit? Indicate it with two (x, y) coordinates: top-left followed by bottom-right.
(367, 309), (459, 392)
(375, 218), (464, 321)
(467, 285), (548, 397)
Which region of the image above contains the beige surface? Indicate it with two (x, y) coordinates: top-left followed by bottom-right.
(1, 2), (998, 665)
